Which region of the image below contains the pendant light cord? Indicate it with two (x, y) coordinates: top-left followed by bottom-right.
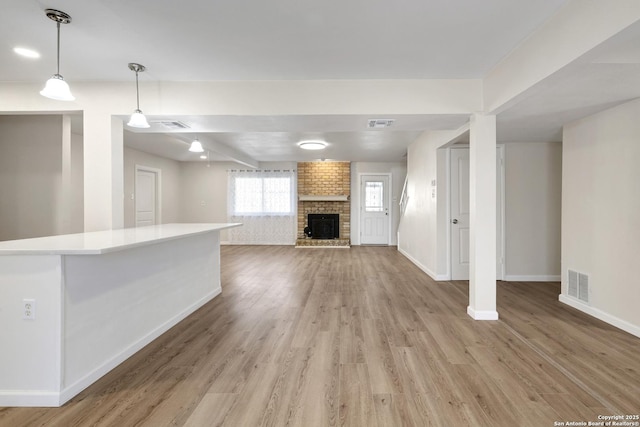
(135, 70), (141, 110)
(56, 21), (61, 75)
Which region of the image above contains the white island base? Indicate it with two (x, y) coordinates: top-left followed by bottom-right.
(0, 223), (240, 407)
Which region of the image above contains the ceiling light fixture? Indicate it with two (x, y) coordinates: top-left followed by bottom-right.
(127, 63), (150, 128)
(40, 9), (74, 101)
(189, 137), (204, 153)
(298, 140), (327, 150)
(14, 47), (40, 59)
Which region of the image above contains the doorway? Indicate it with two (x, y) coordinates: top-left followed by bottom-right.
(360, 174), (391, 245)
(450, 147), (504, 280)
(135, 165), (161, 227)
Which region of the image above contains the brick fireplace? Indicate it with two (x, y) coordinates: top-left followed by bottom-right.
(296, 161), (351, 247)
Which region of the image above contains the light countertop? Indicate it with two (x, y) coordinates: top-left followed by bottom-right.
(0, 223), (242, 255)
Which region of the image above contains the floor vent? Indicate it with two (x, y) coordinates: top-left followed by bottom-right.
(568, 269), (589, 303)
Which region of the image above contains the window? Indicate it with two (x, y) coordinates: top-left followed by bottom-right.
(227, 169), (297, 245)
(364, 181), (384, 212)
(229, 170), (295, 216)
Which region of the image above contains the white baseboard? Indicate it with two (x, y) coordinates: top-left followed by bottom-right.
(58, 287), (222, 406)
(397, 247), (450, 281)
(467, 306), (499, 320)
(503, 275), (561, 282)
(0, 390), (62, 407)
(559, 294), (640, 339)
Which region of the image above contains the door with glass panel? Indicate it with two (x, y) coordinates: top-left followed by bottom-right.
(360, 175), (390, 245)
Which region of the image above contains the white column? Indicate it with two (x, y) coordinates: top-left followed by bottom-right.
(468, 113), (498, 320)
(83, 111), (124, 232)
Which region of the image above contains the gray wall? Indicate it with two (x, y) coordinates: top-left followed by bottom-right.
(0, 115), (83, 241)
(504, 142), (562, 280)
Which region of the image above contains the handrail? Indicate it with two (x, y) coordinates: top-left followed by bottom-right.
(399, 176), (409, 216)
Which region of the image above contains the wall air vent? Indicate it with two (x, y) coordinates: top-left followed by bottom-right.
(568, 270), (578, 298)
(578, 273), (589, 303)
(367, 119), (395, 128)
(149, 120), (190, 130)
(568, 269), (589, 303)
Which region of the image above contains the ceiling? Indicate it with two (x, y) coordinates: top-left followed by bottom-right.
(3, 0), (640, 163)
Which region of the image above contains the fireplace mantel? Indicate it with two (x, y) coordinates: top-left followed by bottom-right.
(298, 195), (349, 202)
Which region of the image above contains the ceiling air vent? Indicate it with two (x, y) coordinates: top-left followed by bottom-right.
(367, 119), (395, 128)
(149, 120), (190, 130)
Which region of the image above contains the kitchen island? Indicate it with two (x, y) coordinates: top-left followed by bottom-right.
(0, 223), (240, 407)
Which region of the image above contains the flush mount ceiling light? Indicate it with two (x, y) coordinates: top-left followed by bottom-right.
(298, 140), (327, 150)
(189, 138), (204, 153)
(127, 63), (150, 128)
(40, 9), (74, 101)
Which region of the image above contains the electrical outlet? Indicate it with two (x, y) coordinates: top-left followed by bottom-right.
(23, 299), (35, 320)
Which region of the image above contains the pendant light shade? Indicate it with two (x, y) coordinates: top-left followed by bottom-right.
(128, 110), (150, 128)
(40, 74), (75, 101)
(127, 63), (150, 129)
(40, 9), (75, 101)
(189, 138), (204, 153)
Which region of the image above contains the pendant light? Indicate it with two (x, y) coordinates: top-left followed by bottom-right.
(189, 137), (204, 152)
(40, 9), (75, 101)
(127, 63), (150, 128)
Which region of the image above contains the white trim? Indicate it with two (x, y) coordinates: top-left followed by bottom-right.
(443, 147), (452, 280)
(559, 295), (640, 339)
(504, 275), (561, 282)
(497, 144), (506, 281)
(359, 173), (393, 246)
(467, 306), (499, 320)
(134, 164), (162, 226)
(398, 247), (449, 281)
(0, 391), (62, 407)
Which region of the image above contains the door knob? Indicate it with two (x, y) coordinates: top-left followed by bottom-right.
(452, 219), (458, 224)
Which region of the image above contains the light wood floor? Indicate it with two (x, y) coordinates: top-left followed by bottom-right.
(1, 246), (639, 426)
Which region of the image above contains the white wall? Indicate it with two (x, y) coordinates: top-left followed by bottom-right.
(504, 142), (562, 281)
(180, 161), (233, 226)
(0, 115), (84, 241)
(350, 162), (407, 246)
(560, 98), (640, 337)
(397, 131), (453, 279)
(179, 161), (297, 243)
(399, 133), (563, 282)
(123, 146), (182, 228)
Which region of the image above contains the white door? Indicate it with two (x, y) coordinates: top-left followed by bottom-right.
(135, 168), (158, 227)
(360, 175), (390, 245)
(450, 147), (504, 280)
(451, 149), (470, 280)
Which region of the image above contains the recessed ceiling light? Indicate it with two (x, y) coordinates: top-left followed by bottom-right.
(13, 47), (40, 59)
(199, 154), (207, 159)
(298, 140), (327, 150)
